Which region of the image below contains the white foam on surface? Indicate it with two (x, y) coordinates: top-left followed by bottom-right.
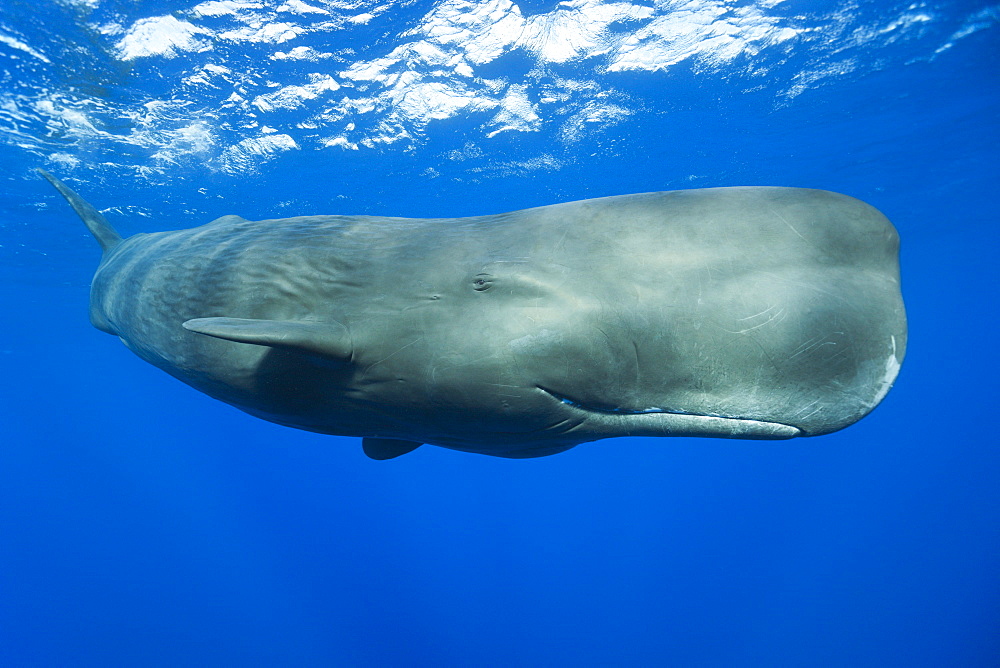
(486, 84), (541, 138)
(277, 1), (331, 15)
(116, 15), (211, 60)
(605, 3), (801, 72)
(935, 4), (998, 53)
(0, 31), (51, 63)
(560, 101), (632, 143)
(191, 0), (267, 18)
(0, 0), (993, 175)
(218, 21), (304, 43)
(252, 75), (341, 111)
(218, 133), (299, 173)
(271, 46), (335, 60)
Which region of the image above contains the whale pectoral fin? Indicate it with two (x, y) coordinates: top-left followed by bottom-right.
(362, 437), (422, 460)
(182, 317), (352, 363)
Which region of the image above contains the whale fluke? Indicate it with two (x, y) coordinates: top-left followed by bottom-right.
(37, 170), (122, 252)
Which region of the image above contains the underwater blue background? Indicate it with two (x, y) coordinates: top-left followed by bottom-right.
(1, 0), (997, 665)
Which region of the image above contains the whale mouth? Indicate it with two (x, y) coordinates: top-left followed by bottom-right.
(541, 387), (704, 416)
(537, 386), (802, 439)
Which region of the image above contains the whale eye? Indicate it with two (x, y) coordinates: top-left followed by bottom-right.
(472, 274), (494, 291)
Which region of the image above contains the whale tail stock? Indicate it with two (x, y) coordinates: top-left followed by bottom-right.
(38, 169), (123, 253)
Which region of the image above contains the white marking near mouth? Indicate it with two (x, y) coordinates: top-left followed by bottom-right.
(870, 335), (901, 407)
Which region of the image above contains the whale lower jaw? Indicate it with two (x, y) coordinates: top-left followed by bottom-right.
(538, 387), (802, 440)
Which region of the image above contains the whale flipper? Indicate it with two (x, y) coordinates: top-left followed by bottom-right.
(182, 317), (352, 363)
(37, 169), (122, 252)
(362, 438), (422, 460)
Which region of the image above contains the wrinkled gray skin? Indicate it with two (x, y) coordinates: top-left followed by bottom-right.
(41, 171), (906, 459)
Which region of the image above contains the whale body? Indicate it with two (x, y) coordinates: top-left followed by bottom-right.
(42, 171), (906, 459)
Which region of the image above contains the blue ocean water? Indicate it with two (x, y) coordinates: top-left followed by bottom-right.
(1, 0), (998, 665)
